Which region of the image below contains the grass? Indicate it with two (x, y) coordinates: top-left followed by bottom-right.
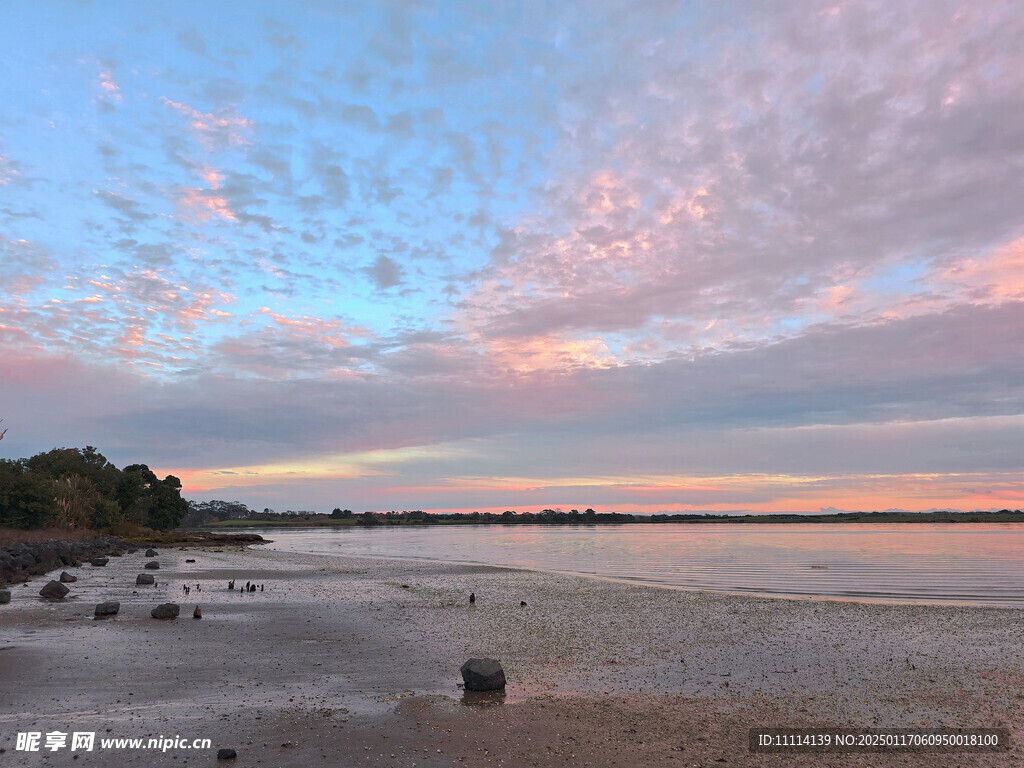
(0, 526), (107, 547)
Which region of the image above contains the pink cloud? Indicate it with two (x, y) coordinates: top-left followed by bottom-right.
(0, 153), (22, 186)
(97, 70), (122, 103)
(485, 334), (617, 374)
(178, 186), (237, 222)
(933, 237), (1024, 304)
(162, 97), (252, 148)
(257, 307), (368, 349)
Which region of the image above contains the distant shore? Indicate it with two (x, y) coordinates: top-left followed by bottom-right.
(199, 507), (1024, 529)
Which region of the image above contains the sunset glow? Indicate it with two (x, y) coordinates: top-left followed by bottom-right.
(2, 1), (1022, 514)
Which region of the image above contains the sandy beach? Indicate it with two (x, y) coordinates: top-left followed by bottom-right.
(2, 543), (1022, 767)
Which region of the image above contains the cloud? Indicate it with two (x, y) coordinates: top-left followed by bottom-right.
(178, 186), (237, 223)
(0, 235), (55, 295)
(93, 190), (153, 222)
(3, 0), (1024, 513)
(162, 98), (252, 150)
(96, 69), (122, 104)
(176, 27), (209, 58)
(366, 254), (404, 289)
(447, 0), (1024, 368)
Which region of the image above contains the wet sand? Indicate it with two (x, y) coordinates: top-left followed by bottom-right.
(1, 545), (1022, 766)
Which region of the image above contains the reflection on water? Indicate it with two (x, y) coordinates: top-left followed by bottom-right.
(251, 523), (1024, 608)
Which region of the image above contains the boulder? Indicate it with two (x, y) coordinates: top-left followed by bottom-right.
(185, 559), (196, 563)
(90, 557), (109, 567)
(151, 603), (180, 620)
(39, 580), (70, 599)
(145, 549), (158, 557)
(460, 658), (506, 691)
(34, 548), (61, 573)
(60, 571), (77, 583)
(193, 606), (202, 619)
(94, 601), (120, 617)
(144, 561), (160, 570)
(217, 748), (237, 760)
(136, 574), (155, 585)
(0, 590), (10, 604)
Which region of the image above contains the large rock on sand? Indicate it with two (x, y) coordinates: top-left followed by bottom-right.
(145, 549), (158, 557)
(151, 603), (180, 620)
(144, 560), (160, 570)
(60, 571), (77, 583)
(0, 590), (10, 604)
(90, 557), (109, 567)
(136, 573), (155, 585)
(460, 658), (506, 691)
(95, 601), (120, 617)
(39, 580), (70, 599)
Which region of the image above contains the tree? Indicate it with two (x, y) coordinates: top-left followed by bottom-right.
(0, 446), (189, 531)
(149, 475), (188, 530)
(117, 464), (189, 530)
(0, 460), (54, 528)
(53, 474), (101, 529)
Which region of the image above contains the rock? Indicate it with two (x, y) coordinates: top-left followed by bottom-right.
(151, 603), (180, 620)
(144, 561), (160, 570)
(401, 584), (410, 589)
(39, 580), (70, 599)
(60, 571), (77, 583)
(185, 558), (196, 563)
(469, 592), (476, 604)
(193, 605), (202, 619)
(136, 574), (155, 585)
(90, 557), (109, 567)
(520, 600), (528, 606)
(145, 549), (158, 557)
(94, 601), (120, 617)
(460, 658), (506, 691)
(217, 748), (237, 760)
(0, 590), (10, 604)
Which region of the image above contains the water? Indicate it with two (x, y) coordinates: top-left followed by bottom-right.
(245, 522), (1024, 607)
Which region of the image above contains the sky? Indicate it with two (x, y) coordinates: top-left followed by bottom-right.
(1, 0), (1023, 515)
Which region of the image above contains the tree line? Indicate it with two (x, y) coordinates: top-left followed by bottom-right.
(0, 446), (188, 531)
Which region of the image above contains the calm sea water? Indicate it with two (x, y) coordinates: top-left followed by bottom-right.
(246, 522), (1024, 608)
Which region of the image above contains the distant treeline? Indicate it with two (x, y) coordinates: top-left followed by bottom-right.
(0, 447), (188, 531)
(180, 500), (327, 527)
(198, 506), (1024, 528)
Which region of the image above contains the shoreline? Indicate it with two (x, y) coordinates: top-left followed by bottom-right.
(2, 544), (1021, 766)
(0, 532), (265, 588)
(256, 545), (1024, 611)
